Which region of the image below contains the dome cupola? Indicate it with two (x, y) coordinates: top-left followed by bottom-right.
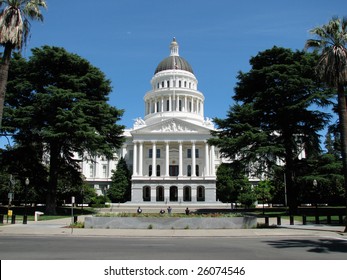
(154, 38), (194, 74)
(143, 38), (205, 126)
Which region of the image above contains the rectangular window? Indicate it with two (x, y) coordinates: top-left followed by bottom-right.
(187, 149), (192, 158)
(149, 148), (160, 158)
(196, 149), (199, 158)
(89, 164), (94, 178)
(102, 165), (107, 178)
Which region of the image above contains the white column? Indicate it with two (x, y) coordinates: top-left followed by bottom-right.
(184, 96), (187, 112)
(164, 187), (170, 203)
(169, 95), (172, 112)
(192, 141), (196, 177)
(151, 187), (156, 202)
(165, 141), (170, 176)
(176, 95), (180, 111)
(191, 186), (197, 202)
(152, 141), (157, 177)
(205, 141), (210, 176)
(179, 141), (183, 176)
(201, 100), (204, 116)
(133, 141), (138, 176)
(210, 145), (216, 176)
(161, 97), (164, 112)
(138, 141), (143, 176)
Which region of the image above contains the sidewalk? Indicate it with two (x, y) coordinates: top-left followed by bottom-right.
(1, 216), (346, 238)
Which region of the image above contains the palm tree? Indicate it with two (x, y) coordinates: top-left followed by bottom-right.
(0, 0), (47, 128)
(305, 17), (347, 232)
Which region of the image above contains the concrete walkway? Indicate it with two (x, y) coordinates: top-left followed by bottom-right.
(1, 215), (346, 238)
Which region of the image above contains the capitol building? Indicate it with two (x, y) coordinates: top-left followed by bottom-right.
(80, 38), (224, 203)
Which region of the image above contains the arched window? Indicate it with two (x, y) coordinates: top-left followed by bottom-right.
(143, 186), (151, 201)
(183, 186), (191, 201)
(156, 186), (164, 201)
(197, 186), (205, 201)
(170, 186), (178, 202)
(167, 80), (170, 87)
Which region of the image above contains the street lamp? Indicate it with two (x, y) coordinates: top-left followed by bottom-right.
(313, 179), (319, 223)
(23, 178), (29, 224)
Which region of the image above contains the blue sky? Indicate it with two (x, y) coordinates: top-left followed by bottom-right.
(1, 0), (345, 147)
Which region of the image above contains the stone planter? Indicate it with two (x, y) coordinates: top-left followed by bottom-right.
(84, 216), (257, 229)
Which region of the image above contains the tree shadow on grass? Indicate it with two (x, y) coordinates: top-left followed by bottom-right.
(264, 238), (347, 254)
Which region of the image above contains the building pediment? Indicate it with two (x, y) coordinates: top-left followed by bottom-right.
(131, 118), (212, 135)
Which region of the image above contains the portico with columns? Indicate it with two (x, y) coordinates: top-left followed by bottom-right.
(126, 38), (218, 203)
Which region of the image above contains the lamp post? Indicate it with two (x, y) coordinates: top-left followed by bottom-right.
(313, 179), (319, 223)
(23, 177), (29, 224)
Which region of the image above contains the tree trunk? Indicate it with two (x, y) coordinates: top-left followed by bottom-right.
(336, 85), (347, 233)
(283, 129), (298, 215)
(0, 44), (13, 129)
(45, 142), (60, 215)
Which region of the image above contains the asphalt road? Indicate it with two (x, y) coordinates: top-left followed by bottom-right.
(1, 235), (346, 260)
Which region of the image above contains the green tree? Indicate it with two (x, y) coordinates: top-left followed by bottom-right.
(305, 17), (347, 232)
(0, 0), (47, 128)
(216, 163), (236, 203)
(297, 153), (344, 206)
(210, 47), (332, 215)
(237, 184), (256, 209)
(0, 144), (48, 204)
(107, 157), (131, 202)
(2, 46), (125, 214)
(254, 180), (274, 214)
(216, 162), (250, 204)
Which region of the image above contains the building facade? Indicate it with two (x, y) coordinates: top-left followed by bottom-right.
(80, 38), (220, 203)
(79, 38), (307, 204)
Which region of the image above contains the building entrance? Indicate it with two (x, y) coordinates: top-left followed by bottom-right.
(169, 165), (179, 176)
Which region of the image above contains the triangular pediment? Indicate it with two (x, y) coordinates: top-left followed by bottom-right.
(131, 118), (212, 135)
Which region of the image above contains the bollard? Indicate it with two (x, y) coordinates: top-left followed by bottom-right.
(0, 214), (3, 224)
(23, 215), (28, 224)
(290, 216), (294, 225)
(73, 216), (78, 223)
(11, 214), (16, 224)
(315, 215), (320, 224)
(302, 215), (307, 225)
(327, 215), (331, 224)
(277, 216), (281, 225)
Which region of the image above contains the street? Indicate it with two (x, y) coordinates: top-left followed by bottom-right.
(0, 235), (346, 260)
